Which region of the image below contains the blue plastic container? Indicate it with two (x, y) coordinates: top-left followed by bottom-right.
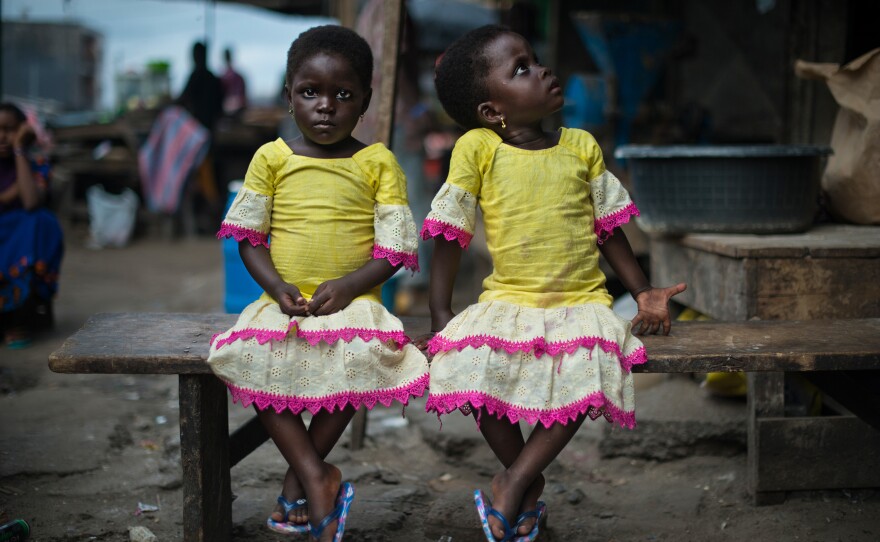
(223, 182), (264, 313)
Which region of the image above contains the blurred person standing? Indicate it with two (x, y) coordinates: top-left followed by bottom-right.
(177, 41), (224, 231)
(221, 47), (248, 118)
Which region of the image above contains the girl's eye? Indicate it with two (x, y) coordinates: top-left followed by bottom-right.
(514, 64), (529, 76)
(337, 89), (352, 100)
(302, 88), (316, 98)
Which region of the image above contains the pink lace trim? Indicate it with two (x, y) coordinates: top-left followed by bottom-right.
(211, 321), (412, 350)
(428, 334), (647, 373)
(594, 202), (640, 245)
(225, 373), (429, 414)
(426, 389), (636, 429)
(216, 222), (269, 248)
(372, 244), (420, 272)
(420, 218), (472, 249)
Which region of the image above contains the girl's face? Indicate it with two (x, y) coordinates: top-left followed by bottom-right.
(286, 52), (370, 149)
(0, 110), (21, 157)
(481, 32), (563, 128)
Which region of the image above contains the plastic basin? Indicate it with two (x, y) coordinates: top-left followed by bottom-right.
(614, 145), (832, 234)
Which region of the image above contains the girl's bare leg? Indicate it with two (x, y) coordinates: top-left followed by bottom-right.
(481, 412), (586, 540)
(267, 406), (357, 524)
(477, 412), (547, 535)
(258, 407), (356, 541)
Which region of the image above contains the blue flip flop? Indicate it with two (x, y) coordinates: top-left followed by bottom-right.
(474, 489), (547, 542)
(308, 482), (355, 542)
(512, 501), (546, 542)
(266, 495), (309, 534)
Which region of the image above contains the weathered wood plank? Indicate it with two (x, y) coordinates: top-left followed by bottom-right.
(747, 373), (786, 505)
(179, 375), (232, 542)
(48, 313), (236, 374)
(752, 415), (880, 492)
(676, 224), (880, 259)
(753, 257), (880, 319)
(651, 232), (880, 321)
(373, 0), (403, 148)
(651, 238), (751, 320)
(48, 313), (880, 375)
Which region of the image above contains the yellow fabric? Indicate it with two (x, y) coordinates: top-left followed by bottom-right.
(437, 127), (632, 308)
(238, 138), (411, 304)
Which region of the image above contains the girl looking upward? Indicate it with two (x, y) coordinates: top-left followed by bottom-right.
(417, 25), (686, 542)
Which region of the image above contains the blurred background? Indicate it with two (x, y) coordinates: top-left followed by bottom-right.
(2, 0), (879, 310)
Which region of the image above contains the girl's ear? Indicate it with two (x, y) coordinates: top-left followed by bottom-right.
(361, 88), (373, 116)
(477, 101), (503, 128)
(282, 84), (292, 106)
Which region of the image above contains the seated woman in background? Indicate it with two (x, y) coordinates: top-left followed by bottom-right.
(0, 102), (63, 348)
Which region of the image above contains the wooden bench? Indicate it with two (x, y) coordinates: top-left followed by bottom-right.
(49, 313), (880, 541)
(650, 224), (880, 503)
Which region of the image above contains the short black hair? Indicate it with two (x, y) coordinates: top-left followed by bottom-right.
(285, 25), (373, 91)
(0, 102), (26, 124)
(434, 25), (511, 130)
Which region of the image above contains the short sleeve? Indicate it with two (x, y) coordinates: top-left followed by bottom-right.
(590, 169), (640, 244)
(572, 130), (640, 243)
(358, 145), (420, 271)
(216, 142), (278, 247)
(420, 129), (492, 249)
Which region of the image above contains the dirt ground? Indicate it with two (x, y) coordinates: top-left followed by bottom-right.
(1, 226), (879, 541)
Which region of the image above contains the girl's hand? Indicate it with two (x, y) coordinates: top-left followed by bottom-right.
(631, 283), (687, 336)
(13, 122), (36, 150)
(272, 282), (309, 317)
(412, 332), (436, 361)
(307, 277), (355, 316)
(414, 310), (456, 361)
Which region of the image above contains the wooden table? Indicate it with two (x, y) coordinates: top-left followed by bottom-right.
(650, 223), (880, 503)
(49, 313), (880, 539)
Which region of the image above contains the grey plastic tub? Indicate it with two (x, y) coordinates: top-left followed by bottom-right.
(614, 145), (832, 234)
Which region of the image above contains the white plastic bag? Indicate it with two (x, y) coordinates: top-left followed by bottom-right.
(86, 184), (139, 248)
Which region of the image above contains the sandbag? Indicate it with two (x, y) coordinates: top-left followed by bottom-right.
(796, 48), (880, 224)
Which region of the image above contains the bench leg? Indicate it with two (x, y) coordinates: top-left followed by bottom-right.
(350, 406), (368, 451)
(179, 375), (232, 541)
(747, 372), (786, 505)
(230, 414), (270, 467)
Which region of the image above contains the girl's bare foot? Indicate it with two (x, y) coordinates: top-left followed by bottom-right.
(487, 470), (529, 540)
(515, 474), (545, 536)
(304, 463), (343, 542)
(270, 467), (309, 525)
(485, 471), (545, 538)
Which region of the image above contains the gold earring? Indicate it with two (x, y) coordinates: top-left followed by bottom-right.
(359, 114), (364, 122)
(288, 106), (295, 119)
(500, 117), (506, 129)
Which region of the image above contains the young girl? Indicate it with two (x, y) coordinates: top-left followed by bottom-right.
(416, 26), (686, 541)
(207, 25), (428, 540)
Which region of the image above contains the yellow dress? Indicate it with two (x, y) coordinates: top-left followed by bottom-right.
(208, 139), (428, 413)
(422, 128), (644, 428)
